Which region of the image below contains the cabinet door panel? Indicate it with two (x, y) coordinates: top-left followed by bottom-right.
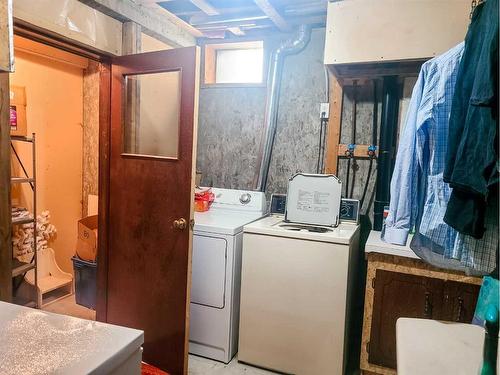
(369, 270), (443, 369)
(441, 281), (480, 323)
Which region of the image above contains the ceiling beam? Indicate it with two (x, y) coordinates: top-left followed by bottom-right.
(253, 0), (291, 32)
(189, 0), (219, 16)
(133, 0), (162, 5)
(284, 1), (327, 16)
(196, 19), (272, 31)
(173, 5), (255, 17)
(78, 0), (201, 48)
(227, 27), (246, 36)
(190, 10), (267, 26)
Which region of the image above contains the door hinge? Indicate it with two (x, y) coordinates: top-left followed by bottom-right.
(372, 277), (376, 289)
(366, 341), (370, 354)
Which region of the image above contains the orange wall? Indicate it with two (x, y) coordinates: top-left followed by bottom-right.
(11, 49), (84, 274)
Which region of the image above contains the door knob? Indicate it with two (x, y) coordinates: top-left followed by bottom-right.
(173, 218), (188, 230)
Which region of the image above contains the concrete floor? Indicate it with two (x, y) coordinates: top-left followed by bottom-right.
(188, 355), (277, 375)
(42, 294), (96, 320)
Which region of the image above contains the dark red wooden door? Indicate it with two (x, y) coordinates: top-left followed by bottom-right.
(102, 47), (199, 375)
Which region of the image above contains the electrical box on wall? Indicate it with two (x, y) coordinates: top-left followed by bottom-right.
(320, 102), (330, 119)
(324, 0), (470, 65)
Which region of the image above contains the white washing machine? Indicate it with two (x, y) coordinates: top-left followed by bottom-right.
(238, 215), (360, 375)
(189, 188), (266, 363)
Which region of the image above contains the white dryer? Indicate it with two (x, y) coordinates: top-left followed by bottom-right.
(190, 188), (266, 363)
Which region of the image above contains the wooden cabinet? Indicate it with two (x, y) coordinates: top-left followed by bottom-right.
(361, 253), (482, 375)
(441, 281), (480, 323)
(367, 270), (479, 369)
(368, 271), (442, 368)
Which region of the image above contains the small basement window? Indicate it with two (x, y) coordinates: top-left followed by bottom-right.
(204, 41), (264, 85)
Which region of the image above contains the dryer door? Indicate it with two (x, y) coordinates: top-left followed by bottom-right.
(191, 234), (227, 308)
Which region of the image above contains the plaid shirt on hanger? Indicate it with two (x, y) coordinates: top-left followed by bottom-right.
(383, 42), (497, 275)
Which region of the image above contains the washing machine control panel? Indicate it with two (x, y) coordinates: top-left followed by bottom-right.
(202, 188), (265, 212)
(270, 194), (287, 214)
(340, 198), (360, 224)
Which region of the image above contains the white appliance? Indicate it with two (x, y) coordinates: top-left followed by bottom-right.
(285, 173), (342, 227)
(238, 215), (360, 375)
(190, 188), (266, 363)
(0, 301), (143, 374)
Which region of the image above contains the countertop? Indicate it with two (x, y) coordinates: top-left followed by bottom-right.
(397, 318), (499, 375)
(0, 301), (144, 375)
(365, 230), (419, 259)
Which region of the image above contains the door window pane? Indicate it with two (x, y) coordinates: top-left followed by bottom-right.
(123, 70), (181, 158)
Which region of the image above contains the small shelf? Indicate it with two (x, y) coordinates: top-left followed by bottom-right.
(11, 177), (34, 184)
(12, 262), (35, 277)
(11, 135), (34, 143)
(12, 216), (35, 225)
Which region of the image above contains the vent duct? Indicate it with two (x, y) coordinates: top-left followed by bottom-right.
(253, 25), (312, 192)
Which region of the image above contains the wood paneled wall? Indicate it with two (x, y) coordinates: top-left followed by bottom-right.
(83, 60), (100, 216)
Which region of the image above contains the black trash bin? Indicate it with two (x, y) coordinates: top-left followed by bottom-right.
(72, 256), (96, 310)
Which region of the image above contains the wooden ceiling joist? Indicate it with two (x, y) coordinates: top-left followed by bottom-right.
(189, 10), (267, 27)
(226, 27), (246, 36)
(253, 0), (291, 32)
(189, 0), (219, 16)
(78, 0), (201, 47)
(134, 0), (162, 5)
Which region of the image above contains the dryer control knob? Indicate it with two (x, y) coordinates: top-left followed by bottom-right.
(239, 193), (252, 204)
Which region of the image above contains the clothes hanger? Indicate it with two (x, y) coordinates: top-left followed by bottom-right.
(470, 0), (486, 19)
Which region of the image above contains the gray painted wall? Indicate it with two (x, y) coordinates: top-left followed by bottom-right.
(196, 28), (327, 195)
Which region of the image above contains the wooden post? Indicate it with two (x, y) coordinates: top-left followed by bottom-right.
(83, 61), (100, 217)
(0, 0), (13, 301)
(122, 21), (142, 55)
(96, 62), (111, 322)
(0, 72), (12, 302)
(0, 0), (13, 73)
(122, 21), (141, 153)
(324, 72), (343, 175)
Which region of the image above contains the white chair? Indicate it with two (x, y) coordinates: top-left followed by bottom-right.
(20, 247), (73, 307)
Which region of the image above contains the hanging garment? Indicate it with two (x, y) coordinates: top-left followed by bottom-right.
(453, 193), (498, 273)
(383, 44), (464, 247)
(382, 43), (497, 275)
(443, 0), (499, 238)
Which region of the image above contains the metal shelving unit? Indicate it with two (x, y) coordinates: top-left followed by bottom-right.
(11, 133), (38, 308)
(11, 177), (34, 184)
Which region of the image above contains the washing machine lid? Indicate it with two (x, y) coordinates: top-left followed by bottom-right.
(194, 210), (265, 235)
(244, 215), (358, 245)
(285, 173), (342, 227)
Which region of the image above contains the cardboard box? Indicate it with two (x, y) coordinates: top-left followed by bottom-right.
(76, 215), (98, 262)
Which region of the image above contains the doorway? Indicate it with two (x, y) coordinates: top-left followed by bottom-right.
(6, 24), (201, 374)
(10, 35), (99, 320)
